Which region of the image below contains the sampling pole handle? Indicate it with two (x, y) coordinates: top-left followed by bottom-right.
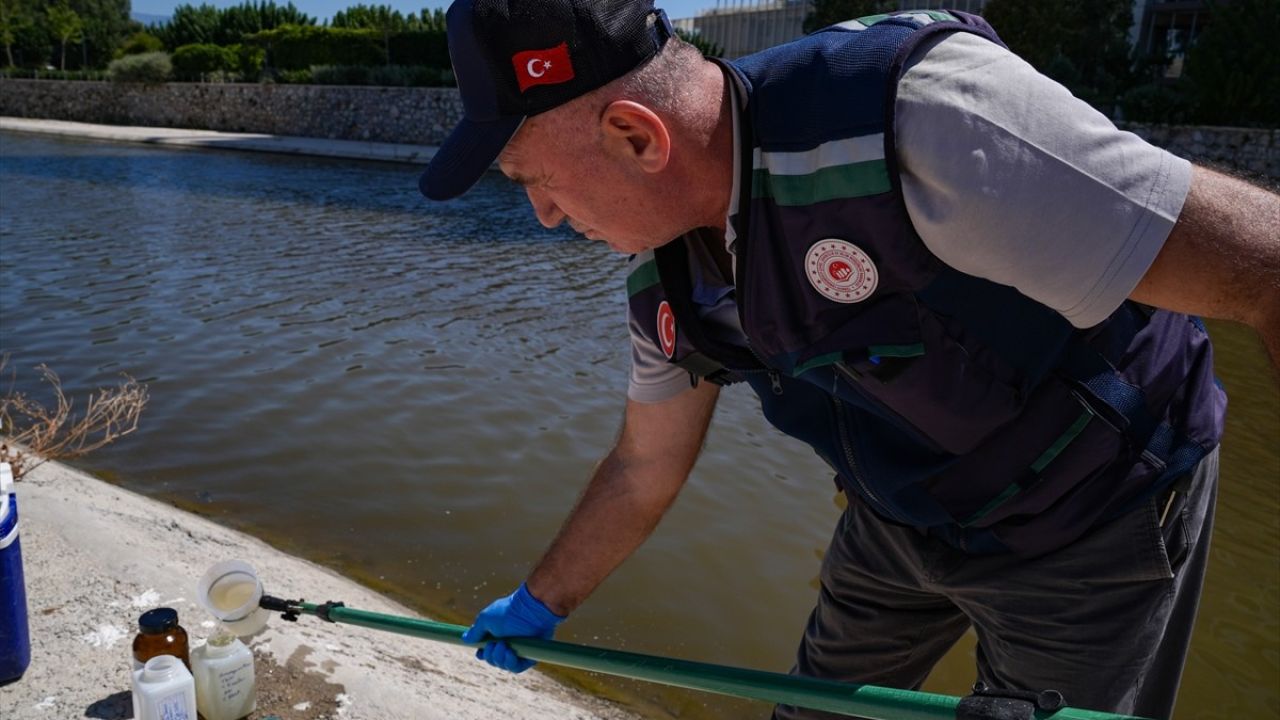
(262, 596), (1147, 720)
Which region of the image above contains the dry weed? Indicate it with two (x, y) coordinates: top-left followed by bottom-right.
(0, 358), (148, 480)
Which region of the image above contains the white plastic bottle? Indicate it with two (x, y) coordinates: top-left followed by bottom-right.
(132, 654), (197, 720)
(191, 629), (256, 720)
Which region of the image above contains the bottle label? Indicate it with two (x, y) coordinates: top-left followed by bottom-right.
(217, 660), (253, 703)
(158, 690), (193, 720)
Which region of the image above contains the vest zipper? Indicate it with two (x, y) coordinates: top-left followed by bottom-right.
(830, 395), (904, 524)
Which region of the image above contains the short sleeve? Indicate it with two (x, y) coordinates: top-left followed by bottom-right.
(627, 302), (694, 403)
(895, 32), (1192, 328)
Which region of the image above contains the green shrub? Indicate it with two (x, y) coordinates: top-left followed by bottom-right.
(228, 44), (265, 80)
(1120, 83), (1192, 124)
(118, 32), (166, 57)
(171, 44), (236, 79)
(306, 64), (453, 87)
(247, 25), (383, 70)
(0, 68), (109, 81)
(274, 67), (312, 84)
(309, 64), (372, 85)
(108, 52), (172, 84)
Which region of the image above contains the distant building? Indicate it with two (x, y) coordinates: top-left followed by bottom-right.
(673, 0), (989, 59)
(1132, 1), (1214, 79)
(896, 0), (988, 13)
(672, 1), (810, 59)
(674, 0), (1210, 70)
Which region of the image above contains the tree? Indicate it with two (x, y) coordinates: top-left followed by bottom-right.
(46, 2), (83, 70)
(1185, 0), (1280, 126)
(68, 0), (133, 69)
(983, 0), (1135, 115)
(153, 2), (313, 49)
(330, 4), (406, 64)
(803, 0), (896, 34)
(0, 0), (30, 67)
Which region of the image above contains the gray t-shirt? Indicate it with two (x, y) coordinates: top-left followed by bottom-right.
(627, 32), (1192, 404)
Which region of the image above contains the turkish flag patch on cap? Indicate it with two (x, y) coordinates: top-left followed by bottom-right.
(512, 42), (574, 92)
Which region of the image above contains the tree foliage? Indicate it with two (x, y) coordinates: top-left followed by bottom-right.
(331, 4), (412, 32)
(46, 2), (83, 70)
(803, 0), (896, 34)
(674, 27), (722, 59)
(152, 2), (314, 49)
(983, 0), (1134, 114)
(1184, 0), (1280, 126)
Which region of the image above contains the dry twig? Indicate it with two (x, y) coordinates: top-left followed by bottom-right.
(0, 358), (149, 480)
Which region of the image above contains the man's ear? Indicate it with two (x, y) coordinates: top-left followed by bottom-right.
(599, 100), (671, 173)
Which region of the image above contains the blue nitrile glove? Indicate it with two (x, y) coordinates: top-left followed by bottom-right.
(461, 583), (566, 673)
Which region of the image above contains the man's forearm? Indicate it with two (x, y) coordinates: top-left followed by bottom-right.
(523, 384), (720, 616)
(525, 448), (687, 616)
(1132, 165), (1280, 374)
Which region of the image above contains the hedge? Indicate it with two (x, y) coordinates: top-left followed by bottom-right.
(245, 25), (449, 70)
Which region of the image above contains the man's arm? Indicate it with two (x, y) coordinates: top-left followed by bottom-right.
(526, 380), (721, 616)
(1130, 166), (1280, 370)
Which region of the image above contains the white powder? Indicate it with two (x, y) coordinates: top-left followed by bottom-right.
(293, 702), (312, 711)
(80, 624), (128, 649)
(130, 589), (162, 609)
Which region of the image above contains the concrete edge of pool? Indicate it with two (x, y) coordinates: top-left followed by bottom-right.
(0, 456), (645, 720)
(0, 117), (441, 166)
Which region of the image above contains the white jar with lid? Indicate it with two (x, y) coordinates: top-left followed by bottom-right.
(132, 654), (197, 720)
(191, 629), (256, 720)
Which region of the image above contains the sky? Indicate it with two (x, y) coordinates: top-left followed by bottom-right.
(131, 0), (723, 23)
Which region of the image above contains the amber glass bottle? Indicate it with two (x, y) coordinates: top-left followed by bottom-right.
(132, 608), (191, 671)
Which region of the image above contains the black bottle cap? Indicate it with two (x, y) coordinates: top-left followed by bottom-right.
(138, 607), (179, 634)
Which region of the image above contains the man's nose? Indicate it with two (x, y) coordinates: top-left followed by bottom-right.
(526, 187), (565, 229)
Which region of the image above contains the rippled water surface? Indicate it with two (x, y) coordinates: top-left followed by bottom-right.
(1, 132), (1275, 718)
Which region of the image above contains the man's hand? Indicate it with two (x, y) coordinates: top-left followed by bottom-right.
(461, 583), (566, 673)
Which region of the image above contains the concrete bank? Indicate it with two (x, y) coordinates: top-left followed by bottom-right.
(0, 117), (438, 165)
(0, 457), (642, 720)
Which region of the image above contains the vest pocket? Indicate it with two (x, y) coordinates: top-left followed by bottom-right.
(829, 308), (1025, 456)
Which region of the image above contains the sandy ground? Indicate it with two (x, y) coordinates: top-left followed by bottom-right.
(0, 458), (644, 720)
(0, 117), (439, 165)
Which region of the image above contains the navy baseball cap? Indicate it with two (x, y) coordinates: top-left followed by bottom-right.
(419, 0), (674, 201)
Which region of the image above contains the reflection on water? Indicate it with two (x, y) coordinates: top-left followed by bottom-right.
(1, 132), (1275, 718)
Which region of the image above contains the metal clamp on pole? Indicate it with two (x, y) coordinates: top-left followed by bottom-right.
(315, 601), (346, 623)
(259, 594), (303, 622)
(956, 681), (1065, 720)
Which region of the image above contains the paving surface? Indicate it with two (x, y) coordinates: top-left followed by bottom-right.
(0, 458), (642, 720)
(0, 117), (439, 165)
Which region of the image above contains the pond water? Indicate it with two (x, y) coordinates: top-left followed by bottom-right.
(1, 131), (1275, 718)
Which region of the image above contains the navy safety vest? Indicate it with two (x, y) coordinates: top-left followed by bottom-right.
(627, 11), (1226, 557)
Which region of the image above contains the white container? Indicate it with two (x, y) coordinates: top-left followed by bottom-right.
(131, 654), (197, 720)
(195, 559), (269, 636)
(192, 631), (256, 720)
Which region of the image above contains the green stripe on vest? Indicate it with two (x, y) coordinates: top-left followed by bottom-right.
(627, 259), (660, 298)
(961, 407), (1096, 527)
(751, 160), (891, 206)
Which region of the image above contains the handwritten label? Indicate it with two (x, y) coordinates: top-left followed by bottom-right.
(218, 660), (253, 703)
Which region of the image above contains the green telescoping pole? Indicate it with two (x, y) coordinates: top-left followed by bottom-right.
(280, 599), (1146, 720)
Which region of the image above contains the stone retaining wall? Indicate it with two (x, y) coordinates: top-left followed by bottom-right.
(1121, 122), (1278, 179)
(1, 79), (1275, 178)
(0, 79), (464, 145)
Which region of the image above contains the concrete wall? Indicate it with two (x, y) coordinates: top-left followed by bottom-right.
(1, 79), (1275, 179)
(0, 79), (464, 146)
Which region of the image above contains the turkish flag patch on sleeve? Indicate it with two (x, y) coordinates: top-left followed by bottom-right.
(512, 42), (575, 92)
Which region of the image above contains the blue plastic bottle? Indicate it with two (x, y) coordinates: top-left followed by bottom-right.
(0, 462), (31, 685)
